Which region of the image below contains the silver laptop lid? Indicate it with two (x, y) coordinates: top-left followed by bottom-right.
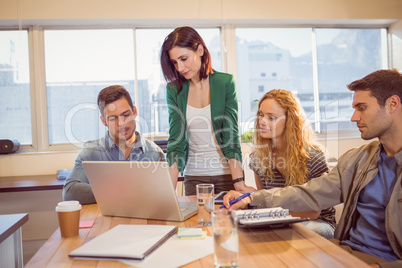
(83, 161), (197, 222)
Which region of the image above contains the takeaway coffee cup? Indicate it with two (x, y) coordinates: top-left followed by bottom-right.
(55, 201), (82, 238)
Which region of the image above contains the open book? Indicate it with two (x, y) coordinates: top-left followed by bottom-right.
(69, 224), (177, 260)
(231, 207), (308, 228)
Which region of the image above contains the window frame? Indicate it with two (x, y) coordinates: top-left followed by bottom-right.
(2, 23), (390, 153)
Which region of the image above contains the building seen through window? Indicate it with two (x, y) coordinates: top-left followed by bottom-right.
(0, 30), (31, 144)
(236, 28), (386, 135)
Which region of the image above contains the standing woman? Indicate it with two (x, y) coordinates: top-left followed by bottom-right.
(160, 26), (255, 195)
(250, 89), (336, 239)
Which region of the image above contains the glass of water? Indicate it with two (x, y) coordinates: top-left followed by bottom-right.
(196, 184), (214, 225)
(211, 210), (239, 268)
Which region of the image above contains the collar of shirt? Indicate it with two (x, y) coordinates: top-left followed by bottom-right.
(104, 131), (145, 154)
(377, 143), (402, 167)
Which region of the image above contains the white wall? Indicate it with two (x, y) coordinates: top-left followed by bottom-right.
(0, 152), (78, 177)
(1, 0), (401, 22)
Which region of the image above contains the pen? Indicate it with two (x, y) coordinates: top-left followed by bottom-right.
(219, 192), (251, 209)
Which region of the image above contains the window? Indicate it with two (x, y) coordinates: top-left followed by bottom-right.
(43, 27), (222, 145)
(315, 28), (386, 134)
(236, 28), (313, 132)
(134, 28), (173, 136)
(44, 29), (135, 144)
(0, 30), (31, 144)
(1, 25), (390, 152)
(236, 27), (387, 136)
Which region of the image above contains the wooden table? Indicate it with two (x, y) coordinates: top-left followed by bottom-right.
(26, 197), (369, 268)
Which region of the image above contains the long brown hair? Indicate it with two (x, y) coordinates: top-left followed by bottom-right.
(160, 26), (213, 94)
(251, 89), (324, 186)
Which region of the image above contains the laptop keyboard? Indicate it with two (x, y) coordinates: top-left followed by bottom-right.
(180, 207), (188, 212)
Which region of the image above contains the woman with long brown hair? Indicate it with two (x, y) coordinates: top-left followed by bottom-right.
(160, 26), (255, 195)
(250, 89), (336, 239)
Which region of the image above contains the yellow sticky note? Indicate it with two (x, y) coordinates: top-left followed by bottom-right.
(179, 231), (207, 240)
(177, 228), (203, 238)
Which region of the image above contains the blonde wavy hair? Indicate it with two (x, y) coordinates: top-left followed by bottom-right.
(251, 89), (324, 186)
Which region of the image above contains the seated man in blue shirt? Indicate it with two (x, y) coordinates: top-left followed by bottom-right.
(63, 85), (166, 204)
(223, 69), (402, 268)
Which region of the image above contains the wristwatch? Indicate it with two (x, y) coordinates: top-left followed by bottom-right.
(232, 177), (244, 184)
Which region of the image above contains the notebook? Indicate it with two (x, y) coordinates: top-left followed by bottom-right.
(83, 161), (198, 222)
(231, 207), (308, 228)
(69, 224), (177, 260)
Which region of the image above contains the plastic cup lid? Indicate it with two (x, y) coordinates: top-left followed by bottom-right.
(55, 200), (82, 212)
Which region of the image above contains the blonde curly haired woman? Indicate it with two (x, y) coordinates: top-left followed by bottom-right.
(249, 89), (336, 239)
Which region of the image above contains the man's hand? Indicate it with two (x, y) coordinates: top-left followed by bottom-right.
(222, 190), (252, 210)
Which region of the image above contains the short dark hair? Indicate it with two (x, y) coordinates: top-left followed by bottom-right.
(347, 69), (402, 106)
(97, 85), (134, 116)
(160, 26), (214, 94)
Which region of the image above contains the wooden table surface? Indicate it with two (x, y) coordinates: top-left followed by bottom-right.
(26, 196), (370, 268)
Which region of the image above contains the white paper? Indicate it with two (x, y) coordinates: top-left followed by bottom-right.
(70, 225), (177, 259)
(123, 235), (214, 268)
(221, 235), (239, 252)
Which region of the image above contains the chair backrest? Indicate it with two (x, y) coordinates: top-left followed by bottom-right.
(153, 139), (168, 153)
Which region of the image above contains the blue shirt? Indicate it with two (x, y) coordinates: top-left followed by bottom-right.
(342, 148), (398, 261)
(63, 132), (166, 204)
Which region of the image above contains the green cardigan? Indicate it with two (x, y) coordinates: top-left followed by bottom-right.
(166, 72), (243, 173)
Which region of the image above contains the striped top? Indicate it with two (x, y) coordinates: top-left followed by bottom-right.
(249, 148), (336, 229)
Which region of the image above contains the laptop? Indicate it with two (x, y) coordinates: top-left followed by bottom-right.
(83, 161), (198, 222)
